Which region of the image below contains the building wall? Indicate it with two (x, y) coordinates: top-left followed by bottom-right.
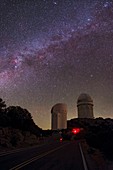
(78, 104), (94, 118)
(61, 112), (67, 129)
(51, 112), (67, 130)
(58, 112), (67, 129)
(51, 113), (57, 130)
(51, 103), (67, 130)
(77, 93), (94, 119)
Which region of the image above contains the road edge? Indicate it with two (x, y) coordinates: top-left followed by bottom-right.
(79, 143), (89, 170)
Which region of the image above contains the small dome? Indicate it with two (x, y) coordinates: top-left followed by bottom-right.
(51, 103), (67, 114)
(77, 93), (93, 105)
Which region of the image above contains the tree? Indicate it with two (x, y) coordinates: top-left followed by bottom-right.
(0, 98), (41, 136)
(6, 106), (32, 129)
(0, 98), (6, 112)
(6, 106), (41, 135)
(0, 98), (8, 126)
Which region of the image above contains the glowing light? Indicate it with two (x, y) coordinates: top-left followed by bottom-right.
(72, 128), (80, 134)
(87, 18), (91, 22)
(103, 1), (112, 8)
(53, 1), (57, 5)
(60, 138), (63, 141)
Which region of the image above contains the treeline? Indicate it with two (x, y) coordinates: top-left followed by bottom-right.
(85, 118), (113, 160)
(68, 118), (113, 160)
(0, 98), (42, 136)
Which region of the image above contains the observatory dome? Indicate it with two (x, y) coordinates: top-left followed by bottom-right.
(51, 103), (67, 114)
(51, 103), (67, 130)
(77, 93), (93, 106)
(77, 93), (94, 118)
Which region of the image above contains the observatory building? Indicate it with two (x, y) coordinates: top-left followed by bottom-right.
(77, 93), (94, 118)
(51, 103), (67, 130)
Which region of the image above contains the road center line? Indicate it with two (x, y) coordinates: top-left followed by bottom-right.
(79, 143), (88, 170)
(9, 143), (69, 170)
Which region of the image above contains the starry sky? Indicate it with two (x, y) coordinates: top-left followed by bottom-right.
(0, 0), (113, 129)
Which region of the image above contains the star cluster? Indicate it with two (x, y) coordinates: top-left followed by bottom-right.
(0, 0), (113, 129)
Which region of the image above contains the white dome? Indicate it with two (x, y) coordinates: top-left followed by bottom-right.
(51, 103), (67, 114)
(77, 93), (93, 105)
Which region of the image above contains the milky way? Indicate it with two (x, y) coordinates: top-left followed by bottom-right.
(0, 0), (113, 129)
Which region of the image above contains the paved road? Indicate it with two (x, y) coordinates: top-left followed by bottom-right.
(0, 141), (87, 170)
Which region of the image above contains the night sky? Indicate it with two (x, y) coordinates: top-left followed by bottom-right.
(0, 0), (113, 129)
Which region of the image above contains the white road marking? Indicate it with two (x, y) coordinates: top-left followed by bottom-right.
(79, 143), (88, 170)
(9, 143), (69, 170)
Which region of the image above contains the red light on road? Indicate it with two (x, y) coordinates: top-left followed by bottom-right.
(60, 138), (63, 142)
(72, 128), (80, 134)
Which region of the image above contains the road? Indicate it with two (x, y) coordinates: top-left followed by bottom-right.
(0, 140), (88, 170)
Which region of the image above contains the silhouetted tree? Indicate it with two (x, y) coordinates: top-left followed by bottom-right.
(0, 98), (41, 136)
(0, 98), (6, 112)
(6, 106), (41, 135)
(0, 98), (8, 126)
(6, 106), (32, 129)
(85, 118), (113, 160)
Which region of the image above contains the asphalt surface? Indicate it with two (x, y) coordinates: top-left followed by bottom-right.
(0, 140), (87, 170)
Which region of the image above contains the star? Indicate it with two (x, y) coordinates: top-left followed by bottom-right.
(53, 1), (57, 5)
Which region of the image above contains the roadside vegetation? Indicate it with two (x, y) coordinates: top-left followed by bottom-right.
(0, 98), (42, 148)
(68, 117), (113, 161)
(1, 97), (113, 161)
(85, 118), (113, 161)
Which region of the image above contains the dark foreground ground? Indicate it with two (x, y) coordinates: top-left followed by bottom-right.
(0, 140), (94, 170)
(0, 139), (113, 170)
